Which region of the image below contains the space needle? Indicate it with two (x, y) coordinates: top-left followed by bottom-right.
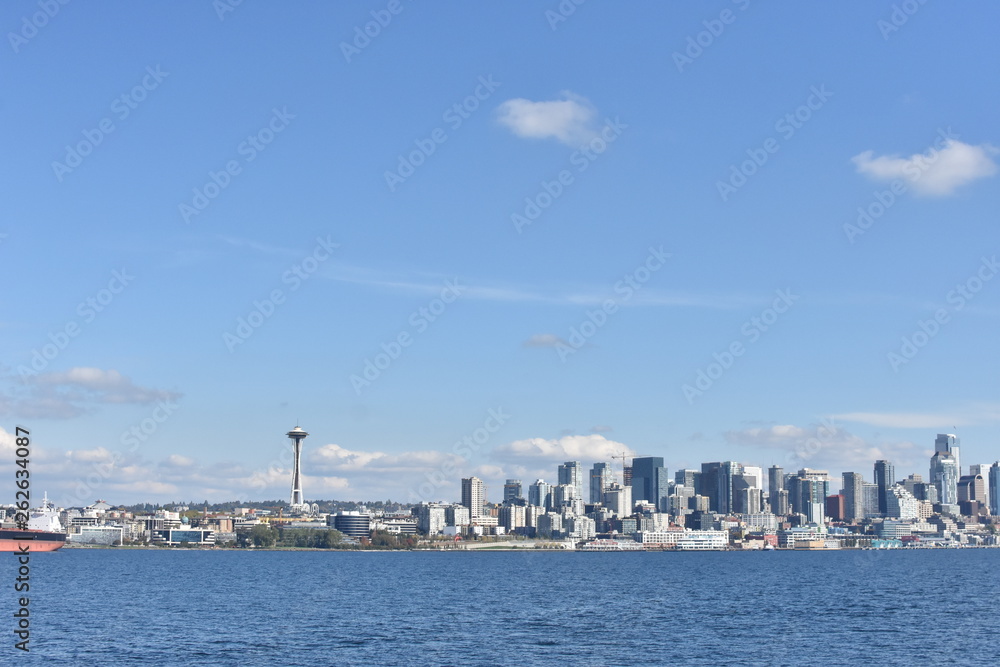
(287, 425), (309, 513)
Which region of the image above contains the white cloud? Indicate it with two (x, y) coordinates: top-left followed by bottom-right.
(496, 92), (598, 146)
(492, 434), (633, 465)
(852, 139), (998, 196)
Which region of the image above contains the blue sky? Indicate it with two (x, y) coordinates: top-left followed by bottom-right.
(2, 1), (999, 506)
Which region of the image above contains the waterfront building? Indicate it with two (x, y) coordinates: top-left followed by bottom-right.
(329, 511), (371, 539)
(445, 505), (470, 527)
(537, 512), (563, 539)
(67, 525), (124, 546)
(415, 503), (447, 535)
(498, 504), (526, 532)
(461, 477), (486, 518)
(675, 530), (728, 550)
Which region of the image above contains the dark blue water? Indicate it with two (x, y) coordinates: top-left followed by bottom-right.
(4, 549), (997, 665)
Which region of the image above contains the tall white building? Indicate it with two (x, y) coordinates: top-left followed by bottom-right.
(558, 461), (584, 502)
(461, 477), (486, 518)
(935, 434), (961, 475)
(886, 485), (920, 520)
(603, 482), (632, 517)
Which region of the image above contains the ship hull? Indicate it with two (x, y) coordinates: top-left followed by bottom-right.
(0, 530), (67, 552)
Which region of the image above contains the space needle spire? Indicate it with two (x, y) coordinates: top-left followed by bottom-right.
(286, 425), (309, 512)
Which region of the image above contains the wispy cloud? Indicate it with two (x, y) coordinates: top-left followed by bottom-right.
(522, 334), (568, 348)
(0, 368), (180, 420)
(496, 92), (599, 146)
(852, 139), (998, 196)
(832, 403), (1000, 429)
(325, 264), (755, 309)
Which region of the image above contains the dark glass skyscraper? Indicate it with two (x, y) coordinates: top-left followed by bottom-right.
(631, 456), (669, 512)
(874, 460), (894, 516)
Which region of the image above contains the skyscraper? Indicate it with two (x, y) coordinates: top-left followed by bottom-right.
(935, 434), (961, 476)
(590, 463), (611, 504)
(528, 479), (550, 509)
(930, 452), (959, 505)
(874, 460), (895, 516)
(286, 426), (309, 512)
(631, 456), (669, 512)
(969, 464), (992, 510)
(503, 479), (522, 504)
(558, 461), (584, 501)
(989, 463), (1000, 516)
(842, 472), (864, 522)
(701, 461), (742, 514)
(461, 477), (486, 518)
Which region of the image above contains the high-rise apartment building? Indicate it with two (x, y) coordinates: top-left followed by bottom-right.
(528, 479), (550, 509)
(461, 477), (486, 518)
(842, 472), (864, 522)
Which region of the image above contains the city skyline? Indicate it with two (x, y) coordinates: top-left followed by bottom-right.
(2, 3), (1000, 504)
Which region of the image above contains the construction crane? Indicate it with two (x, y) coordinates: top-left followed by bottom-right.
(610, 450), (648, 488)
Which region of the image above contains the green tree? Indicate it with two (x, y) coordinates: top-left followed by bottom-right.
(249, 524), (278, 547)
